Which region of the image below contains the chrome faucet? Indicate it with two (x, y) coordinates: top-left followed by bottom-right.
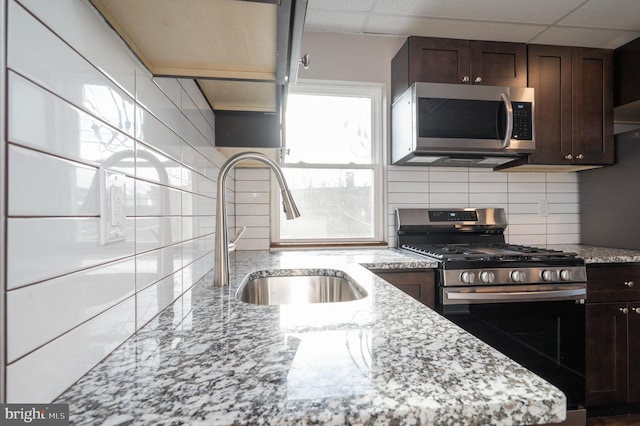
(214, 152), (300, 286)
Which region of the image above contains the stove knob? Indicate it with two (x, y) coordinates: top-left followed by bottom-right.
(460, 271), (476, 284)
(541, 270), (558, 281)
(480, 271), (496, 283)
(560, 270), (572, 281)
(511, 270), (527, 283)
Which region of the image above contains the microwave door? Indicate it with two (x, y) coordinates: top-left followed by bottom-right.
(417, 98), (507, 152)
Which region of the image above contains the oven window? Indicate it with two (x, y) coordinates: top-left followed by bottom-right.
(444, 300), (585, 408)
(418, 98), (507, 140)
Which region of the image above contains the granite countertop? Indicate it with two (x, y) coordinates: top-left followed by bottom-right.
(546, 244), (640, 264)
(56, 248), (567, 425)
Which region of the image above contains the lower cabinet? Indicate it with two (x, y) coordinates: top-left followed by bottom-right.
(585, 264), (640, 407)
(370, 269), (435, 309)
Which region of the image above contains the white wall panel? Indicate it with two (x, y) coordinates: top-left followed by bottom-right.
(6, 297), (136, 403)
(7, 258), (135, 362)
(7, 217), (135, 289)
(3, 0), (225, 402)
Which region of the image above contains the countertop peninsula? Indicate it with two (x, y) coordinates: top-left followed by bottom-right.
(56, 249), (567, 425)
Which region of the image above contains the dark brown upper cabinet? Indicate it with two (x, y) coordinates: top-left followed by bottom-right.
(391, 36), (527, 102)
(503, 45), (613, 170)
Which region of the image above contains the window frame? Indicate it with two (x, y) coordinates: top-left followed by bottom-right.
(271, 80), (386, 246)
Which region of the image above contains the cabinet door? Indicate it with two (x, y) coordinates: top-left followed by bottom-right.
(526, 44), (573, 165)
(409, 37), (470, 85)
(469, 41), (527, 87)
(585, 303), (628, 406)
(371, 270), (435, 309)
(572, 47), (614, 165)
(629, 304), (640, 404)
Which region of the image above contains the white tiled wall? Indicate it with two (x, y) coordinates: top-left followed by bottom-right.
(3, 0), (227, 403)
(387, 166), (580, 247)
(235, 165), (581, 250)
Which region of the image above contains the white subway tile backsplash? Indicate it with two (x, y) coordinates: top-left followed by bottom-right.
(429, 181), (469, 193)
(8, 72), (136, 172)
(508, 193), (546, 203)
(547, 234), (580, 245)
(549, 203), (580, 214)
(429, 192), (469, 205)
(137, 108), (182, 162)
(182, 216), (215, 240)
(235, 192), (269, 204)
(7, 257), (135, 362)
(469, 193), (508, 205)
(182, 235), (214, 267)
(469, 182), (508, 193)
(469, 170), (507, 183)
(136, 142), (183, 189)
(7, 217), (135, 289)
(8, 145), (99, 216)
(15, 0), (137, 96)
(135, 217), (183, 253)
(4, 0), (223, 403)
(8, 2), (135, 137)
(429, 170), (469, 182)
(135, 180), (182, 217)
(508, 182), (546, 193)
(387, 181), (429, 193)
(237, 215), (270, 227)
(236, 167), (270, 181)
(6, 297), (136, 403)
(136, 245), (183, 292)
(507, 172), (546, 183)
(236, 203), (269, 216)
(236, 179), (270, 193)
(136, 271), (183, 330)
(387, 192), (430, 205)
(136, 71), (182, 136)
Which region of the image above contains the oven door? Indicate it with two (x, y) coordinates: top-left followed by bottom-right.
(441, 284), (586, 409)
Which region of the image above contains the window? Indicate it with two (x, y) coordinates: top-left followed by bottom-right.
(273, 81), (384, 244)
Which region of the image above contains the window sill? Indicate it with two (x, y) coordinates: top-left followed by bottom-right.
(270, 241), (389, 251)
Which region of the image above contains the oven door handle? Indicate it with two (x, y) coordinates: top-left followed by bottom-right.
(444, 287), (586, 304)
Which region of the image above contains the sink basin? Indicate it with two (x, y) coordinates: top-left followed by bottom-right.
(236, 270), (368, 305)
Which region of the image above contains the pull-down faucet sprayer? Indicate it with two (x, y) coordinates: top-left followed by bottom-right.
(214, 152), (300, 287)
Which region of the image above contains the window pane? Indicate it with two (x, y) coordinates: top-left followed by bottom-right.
(285, 94), (372, 164)
(280, 168), (374, 239)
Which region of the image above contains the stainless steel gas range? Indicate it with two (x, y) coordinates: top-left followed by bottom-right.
(396, 207), (587, 416)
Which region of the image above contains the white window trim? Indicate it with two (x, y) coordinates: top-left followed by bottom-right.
(270, 79), (386, 245)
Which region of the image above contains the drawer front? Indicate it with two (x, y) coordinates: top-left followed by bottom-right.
(587, 265), (640, 303)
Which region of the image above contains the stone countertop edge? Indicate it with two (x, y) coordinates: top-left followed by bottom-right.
(55, 248), (567, 426)
(546, 244), (640, 264)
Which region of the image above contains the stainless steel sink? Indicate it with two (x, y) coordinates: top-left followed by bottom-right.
(236, 270), (368, 305)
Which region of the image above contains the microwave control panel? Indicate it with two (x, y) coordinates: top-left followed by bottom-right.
(511, 102), (532, 140)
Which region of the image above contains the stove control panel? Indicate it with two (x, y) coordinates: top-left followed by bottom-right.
(442, 266), (587, 287)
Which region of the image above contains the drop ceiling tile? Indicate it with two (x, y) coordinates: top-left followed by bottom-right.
(365, 15), (546, 42)
(558, 0), (640, 30)
(371, 0), (586, 25)
(308, 0), (376, 12)
(305, 10), (369, 33)
(530, 26), (640, 49)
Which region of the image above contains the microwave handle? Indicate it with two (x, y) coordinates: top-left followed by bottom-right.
(500, 92), (513, 148)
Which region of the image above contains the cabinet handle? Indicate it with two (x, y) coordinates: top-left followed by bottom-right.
(620, 307), (629, 314)
(474, 76), (482, 83)
(625, 281), (635, 288)
(462, 76), (470, 83)
(564, 154), (573, 160)
(576, 153), (584, 160)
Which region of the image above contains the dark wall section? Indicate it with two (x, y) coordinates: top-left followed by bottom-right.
(579, 130), (640, 249)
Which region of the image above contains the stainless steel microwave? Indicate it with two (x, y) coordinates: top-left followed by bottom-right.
(391, 82), (535, 167)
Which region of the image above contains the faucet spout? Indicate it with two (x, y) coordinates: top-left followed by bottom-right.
(214, 152), (300, 286)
